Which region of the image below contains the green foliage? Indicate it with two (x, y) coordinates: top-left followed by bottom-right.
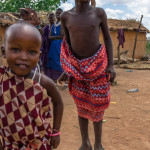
(146, 41), (150, 55)
(0, 0), (67, 12)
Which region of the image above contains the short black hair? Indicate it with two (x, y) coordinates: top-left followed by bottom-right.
(4, 22), (41, 44)
(56, 8), (63, 13)
(48, 13), (54, 17)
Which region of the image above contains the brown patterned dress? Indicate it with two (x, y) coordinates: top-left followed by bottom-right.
(0, 67), (52, 150)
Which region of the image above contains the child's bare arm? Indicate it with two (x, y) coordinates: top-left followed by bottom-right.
(40, 75), (63, 131)
(98, 8), (113, 66)
(60, 11), (71, 46)
(48, 26), (63, 40)
(40, 74), (63, 148)
(98, 8), (116, 82)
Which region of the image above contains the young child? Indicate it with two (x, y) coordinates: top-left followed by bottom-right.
(41, 13), (55, 76)
(0, 22), (63, 150)
(59, 0), (116, 150)
(47, 8), (64, 82)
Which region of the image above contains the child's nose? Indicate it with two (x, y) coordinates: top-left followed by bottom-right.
(20, 51), (28, 60)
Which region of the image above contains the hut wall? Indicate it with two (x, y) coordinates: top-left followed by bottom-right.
(0, 26), (147, 67)
(0, 26), (7, 66)
(0, 26), (6, 45)
(99, 30), (146, 59)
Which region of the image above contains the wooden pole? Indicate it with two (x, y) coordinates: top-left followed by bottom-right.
(117, 43), (120, 67)
(132, 15), (143, 62)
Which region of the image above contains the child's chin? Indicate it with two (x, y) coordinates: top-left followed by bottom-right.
(12, 70), (30, 77)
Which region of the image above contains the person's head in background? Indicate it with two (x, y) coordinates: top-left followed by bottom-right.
(56, 8), (63, 23)
(19, 8), (30, 20)
(1, 22), (41, 77)
(48, 13), (55, 25)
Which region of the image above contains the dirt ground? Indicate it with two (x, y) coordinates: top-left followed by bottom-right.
(56, 67), (150, 150)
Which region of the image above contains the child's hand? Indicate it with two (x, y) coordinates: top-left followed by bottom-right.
(106, 66), (116, 83)
(50, 135), (60, 149)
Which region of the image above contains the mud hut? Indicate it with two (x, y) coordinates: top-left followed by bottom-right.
(99, 19), (149, 59)
(0, 12), (20, 65)
(0, 12), (48, 66)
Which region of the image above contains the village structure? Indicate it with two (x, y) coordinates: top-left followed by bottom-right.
(0, 3), (150, 149)
(0, 12), (149, 66)
(100, 19), (149, 59)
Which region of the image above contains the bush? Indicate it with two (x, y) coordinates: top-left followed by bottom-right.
(146, 42), (150, 55)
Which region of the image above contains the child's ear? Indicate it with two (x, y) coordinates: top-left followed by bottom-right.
(1, 45), (6, 58)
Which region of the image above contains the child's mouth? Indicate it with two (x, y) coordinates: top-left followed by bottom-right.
(16, 64), (29, 69)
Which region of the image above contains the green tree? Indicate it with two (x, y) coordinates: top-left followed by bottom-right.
(0, 0), (67, 12)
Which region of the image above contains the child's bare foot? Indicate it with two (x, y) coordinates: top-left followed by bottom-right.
(79, 142), (92, 150)
(94, 144), (104, 150)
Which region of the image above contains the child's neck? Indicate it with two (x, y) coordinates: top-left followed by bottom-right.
(75, 1), (90, 13)
(50, 23), (53, 26)
(10, 69), (33, 79)
(56, 19), (60, 24)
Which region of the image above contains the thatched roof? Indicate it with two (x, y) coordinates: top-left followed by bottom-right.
(0, 12), (20, 25)
(108, 19), (149, 33)
(0, 12), (149, 33)
(0, 12), (47, 26)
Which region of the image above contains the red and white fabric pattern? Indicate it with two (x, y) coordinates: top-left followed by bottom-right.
(60, 38), (110, 122)
(0, 67), (52, 150)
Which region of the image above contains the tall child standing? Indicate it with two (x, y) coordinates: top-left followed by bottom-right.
(0, 22), (63, 150)
(59, 0), (116, 150)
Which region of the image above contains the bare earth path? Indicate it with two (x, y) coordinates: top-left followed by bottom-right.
(57, 67), (150, 150)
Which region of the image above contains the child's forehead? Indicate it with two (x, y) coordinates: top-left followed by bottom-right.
(10, 25), (35, 34)
(6, 25), (41, 42)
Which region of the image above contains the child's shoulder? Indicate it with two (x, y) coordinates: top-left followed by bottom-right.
(61, 6), (106, 18)
(40, 74), (55, 90)
(90, 6), (105, 15)
(95, 7), (106, 17)
(39, 73), (60, 99)
(60, 7), (75, 19)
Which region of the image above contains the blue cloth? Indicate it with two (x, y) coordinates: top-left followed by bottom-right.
(47, 24), (63, 71)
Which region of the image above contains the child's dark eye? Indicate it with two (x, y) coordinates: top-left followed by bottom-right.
(29, 50), (36, 55)
(12, 48), (20, 52)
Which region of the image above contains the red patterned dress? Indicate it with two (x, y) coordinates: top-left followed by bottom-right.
(60, 38), (110, 122)
(0, 67), (52, 150)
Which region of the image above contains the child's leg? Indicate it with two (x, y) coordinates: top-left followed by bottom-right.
(78, 116), (92, 150)
(93, 120), (104, 150)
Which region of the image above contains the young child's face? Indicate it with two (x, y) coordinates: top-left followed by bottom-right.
(56, 10), (62, 21)
(4, 26), (41, 76)
(48, 15), (54, 25)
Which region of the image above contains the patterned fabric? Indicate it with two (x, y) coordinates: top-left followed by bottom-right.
(60, 38), (110, 122)
(0, 67), (52, 150)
